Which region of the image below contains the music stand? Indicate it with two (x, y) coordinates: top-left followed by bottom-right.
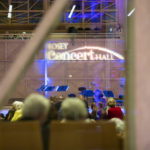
(82, 90), (94, 97)
(56, 85), (69, 92)
(103, 90), (114, 97)
(44, 86), (55, 92)
(36, 85), (46, 92)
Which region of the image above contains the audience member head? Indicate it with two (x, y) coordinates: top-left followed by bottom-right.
(61, 97), (88, 121)
(107, 97), (116, 107)
(50, 96), (57, 103)
(12, 101), (24, 110)
(11, 101), (24, 122)
(22, 93), (50, 125)
(58, 95), (65, 101)
(91, 102), (97, 110)
(109, 118), (125, 137)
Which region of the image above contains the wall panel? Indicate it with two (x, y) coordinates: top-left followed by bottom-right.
(0, 38), (125, 99)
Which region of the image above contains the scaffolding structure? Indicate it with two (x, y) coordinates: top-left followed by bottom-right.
(0, 0), (123, 34)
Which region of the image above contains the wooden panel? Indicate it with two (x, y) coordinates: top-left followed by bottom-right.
(25, 61), (45, 78)
(11, 79), (27, 98)
(110, 69), (124, 78)
(109, 79), (123, 97)
(87, 61), (106, 78)
(0, 41), (5, 61)
(26, 79), (44, 95)
(47, 61), (66, 78)
(67, 79), (86, 96)
(7, 40), (26, 61)
(66, 61), (87, 79)
(0, 38), (124, 99)
(0, 121), (43, 150)
(87, 79), (106, 90)
(49, 121), (120, 150)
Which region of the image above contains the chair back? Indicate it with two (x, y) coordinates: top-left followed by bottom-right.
(0, 121), (43, 150)
(49, 121), (120, 150)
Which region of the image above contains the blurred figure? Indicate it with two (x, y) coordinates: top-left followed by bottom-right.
(61, 97), (88, 122)
(0, 113), (5, 120)
(109, 118), (125, 138)
(54, 95), (65, 120)
(11, 101), (24, 122)
(89, 102), (98, 120)
(89, 102), (106, 120)
(109, 118), (125, 150)
(94, 89), (106, 107)
(79, 93), (89, 111)
(107, 97), (123, 120)
(5, 101), (23, 121)
(98, 102), (107, 119)
(21, 93), (50, 125)
(94, 89), (102, 102)
(21, 93), (51, 150)
(49, 96), (57, 104)
(45, 103), (58, 124)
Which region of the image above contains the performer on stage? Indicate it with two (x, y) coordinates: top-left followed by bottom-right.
(93, 89), (106, 107)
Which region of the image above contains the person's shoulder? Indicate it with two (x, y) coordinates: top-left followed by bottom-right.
(108, 107), (114, 111)
(114, 107), (122, 112)
(115, 107), (122, 109)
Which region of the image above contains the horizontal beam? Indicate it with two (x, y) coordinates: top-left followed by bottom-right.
(0, 10), (44, 13)
(0, 22), (117, 31)
(0, 9), (117, 13)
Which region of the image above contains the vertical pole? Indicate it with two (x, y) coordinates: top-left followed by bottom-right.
(27, 0), (29, 24)
(82, 0), (85, 29)
(44, 43), (48, 97)
(125, 0), (135, 149)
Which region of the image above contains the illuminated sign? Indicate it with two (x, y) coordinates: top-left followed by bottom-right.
(47, 43), (68, 50)
(46, 43), (124, 61)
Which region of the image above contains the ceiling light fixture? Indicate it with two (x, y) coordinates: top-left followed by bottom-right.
(8, 5), (13, 18)
(127, 8), (135, 17)
(8, 13), (12, 18)
(9, 5), (13, 13)
(68, 5), (76, 18)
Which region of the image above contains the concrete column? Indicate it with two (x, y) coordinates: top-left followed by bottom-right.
(134, 0), (150, 149)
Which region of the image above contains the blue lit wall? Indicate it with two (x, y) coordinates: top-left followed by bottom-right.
(64, 1), (116, 24)
(39, 39), (125, 98)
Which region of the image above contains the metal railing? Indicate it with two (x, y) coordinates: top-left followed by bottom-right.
(0, 32), (121, 40)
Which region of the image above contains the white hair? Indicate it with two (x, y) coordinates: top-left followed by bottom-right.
(61, 97), (88, 120)
(109, 118), (125, 134)
(22, 93), (50, 119)
(12, 101), (24, 110)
